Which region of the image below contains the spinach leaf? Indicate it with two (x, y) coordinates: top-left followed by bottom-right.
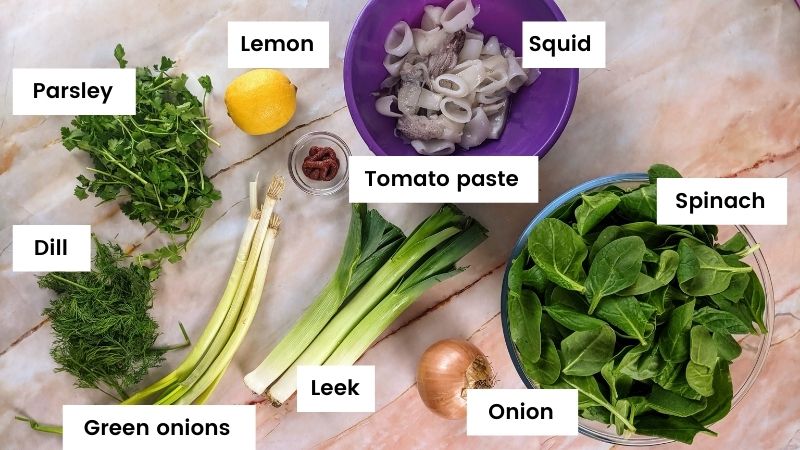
(528, 218), (587, 292)
(601, 359), (632, 402)
(575, 192), (620, 236)
(508, 247), (525, 302)
(634, 414), (716, 444)
(585, 236), (646, 313)
(619, 184), (657, 222)
(560, 374), (636, 431)
(581, 406), (611, 425)
(648, 163), (683, 183)
(744, 271), (767, 333)
(544, 305), (607, 332)
(658, 299), (695, 363)
(645, 285), (687, 315)
(508, 290), (542, 363)
(522, 265), (550, 294)
(686, 361), (715, 397)
(549, 286), (588, 311)
(560, 325), (616, 376)
(716, 232), (748, 254)
(677, 240), (752, 296)
(693, 363), (732, 425)
(613, 398), (633, 435)
(689, 325), (717, 368)
(718, 271), (750, 301)
(693, 307), (750, 334)
(619, 272), (664, 296)
(589, 225), (622, 260)
(520, 337), (561, 385)
(621, 222), (696, 248)
(581, 406), (612, 424)
(709, 294), (758, 332)
(617, 345), (662, 380)
(647, 385), (707, 417)
(654, 250), (680, 285)
(541, 313), (571, 341)
(594, 296), (654, 345)
(712, 332), (741, 361)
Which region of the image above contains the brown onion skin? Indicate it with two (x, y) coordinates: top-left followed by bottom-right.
(416, 339), (493, 419)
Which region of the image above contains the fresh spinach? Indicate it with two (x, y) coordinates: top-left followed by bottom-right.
(520, 338), (561, 386)
(686, 361), (715, 397)
(712, 332), (742, 361)
(575, 192), (620, 236)
(528, 218), (588, 292)
(634, 414), (716, 444)
(560, 325), (616, 376)
(505, 164), (767, 441)
(509, 290), (542, 363)
(678, 240), (752, 296)
(585, 236), (646, 313)
(693, 307), (750, 334)
(544, 305), (607, 332)
(594, 296), (654, 345)
(647, 385), (707, 417)
(689, 325), (717, 368)
(658, 299), (695, 363)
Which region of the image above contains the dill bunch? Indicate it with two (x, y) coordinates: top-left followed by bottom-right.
(39, 238), (185, 400)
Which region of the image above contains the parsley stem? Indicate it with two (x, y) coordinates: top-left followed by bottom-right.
(99, 149), (149, 185)
(191, 121), (221, 147)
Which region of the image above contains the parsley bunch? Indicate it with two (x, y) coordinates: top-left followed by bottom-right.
(62, 44), (220, 264)
(39, 238), (189, 400)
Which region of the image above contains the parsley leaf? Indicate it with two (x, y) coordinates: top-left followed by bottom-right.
(62, 44), (221, 264)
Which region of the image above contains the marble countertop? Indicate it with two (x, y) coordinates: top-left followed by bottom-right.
(1, 0), (798, 449)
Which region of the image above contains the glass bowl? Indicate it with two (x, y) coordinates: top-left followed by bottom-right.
(288, 131), (350, 196)
(499, 173), (774, 446)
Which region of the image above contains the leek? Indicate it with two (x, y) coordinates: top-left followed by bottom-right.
(325, 221), (488, 366)
(265, 205), (476, 405)
(243, 205), (403, 394)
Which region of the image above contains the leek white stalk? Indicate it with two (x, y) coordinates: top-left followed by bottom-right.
(266, 205), (472, 405)
(244, 206), (404, 395)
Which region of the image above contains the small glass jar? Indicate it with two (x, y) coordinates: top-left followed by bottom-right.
(500, 173), (774, 446)
(288, 131), (350, 196)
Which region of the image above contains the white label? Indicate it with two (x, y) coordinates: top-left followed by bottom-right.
(12, 225), (91, 272)
(228, 21), (330, 68)
(349, 156), (538, 203)
(657, 178), (788, 225)
(63, 405), (254, 450)
(296, 365), (375, 412)
(13, 69), (135, 115)
(522, 22), (606, 68)
(466, 389), (578, 436)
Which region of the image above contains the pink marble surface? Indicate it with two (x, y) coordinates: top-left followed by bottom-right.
(1, 0), (798, 449)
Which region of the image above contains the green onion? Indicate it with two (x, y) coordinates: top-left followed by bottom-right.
(264, 205), (478, 405)
(125, 175), (284, 405)
(243, 205), (404, 395)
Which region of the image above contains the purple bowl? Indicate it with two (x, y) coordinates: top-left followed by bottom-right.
(344, 0), (579, 156)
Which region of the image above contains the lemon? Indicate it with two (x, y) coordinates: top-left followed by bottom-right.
(225, 69), (297, 135)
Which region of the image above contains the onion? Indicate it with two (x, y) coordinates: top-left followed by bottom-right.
(416, 339), (495, 419)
